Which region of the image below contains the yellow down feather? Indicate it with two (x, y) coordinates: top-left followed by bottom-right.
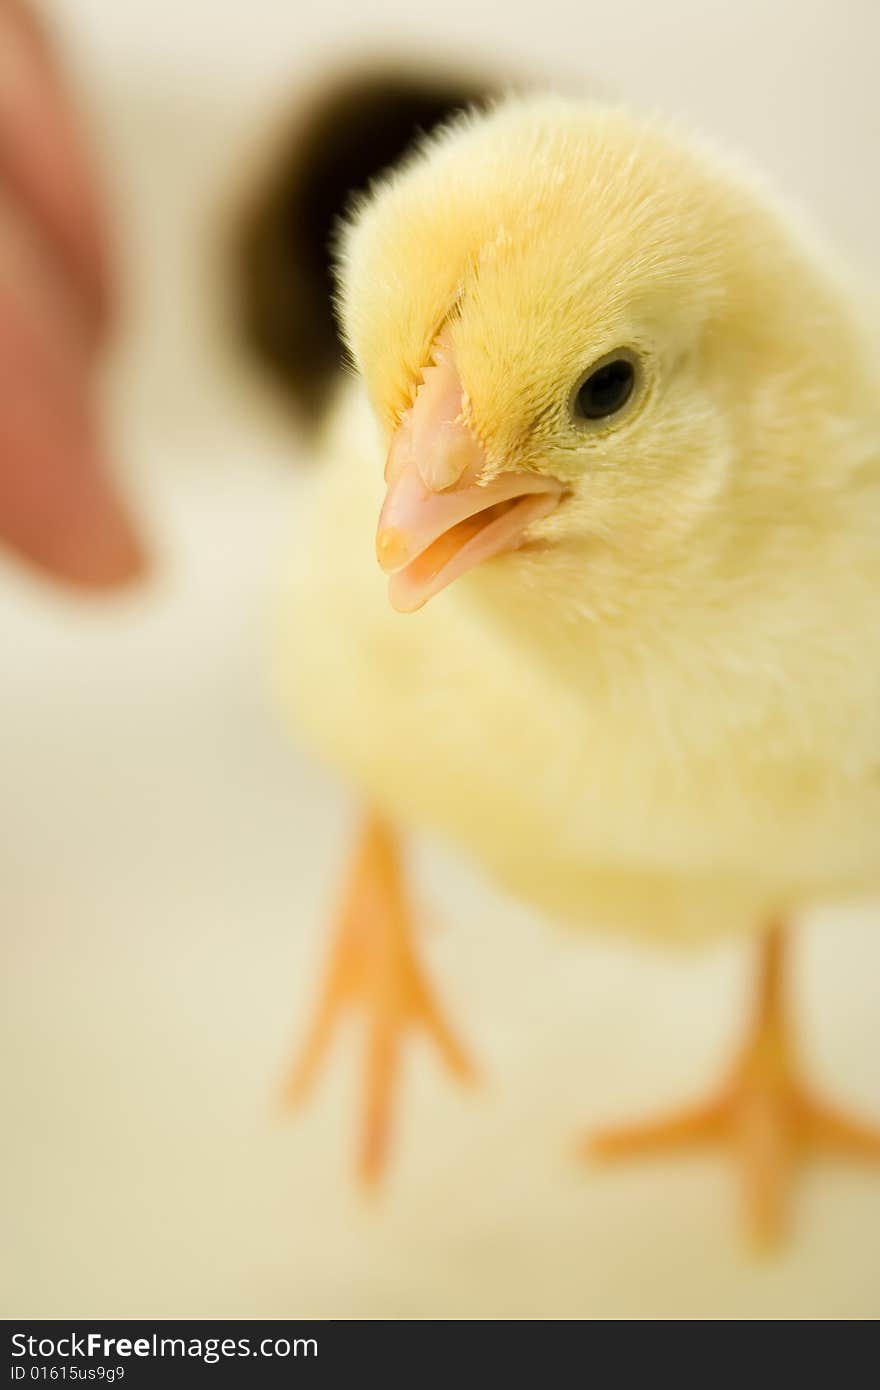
(276, 97), (880, 944)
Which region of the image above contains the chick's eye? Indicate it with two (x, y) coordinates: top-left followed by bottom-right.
(573, 357), (635, 421)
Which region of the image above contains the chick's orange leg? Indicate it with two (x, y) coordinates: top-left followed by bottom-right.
(282, 811), (474, 1184)
(584, 925), (880, 1247)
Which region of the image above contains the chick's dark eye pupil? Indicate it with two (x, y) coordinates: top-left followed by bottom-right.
(575, 358), (635, 420)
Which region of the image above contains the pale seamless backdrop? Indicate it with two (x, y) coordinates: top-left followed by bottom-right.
(2, 0), (879, 1318)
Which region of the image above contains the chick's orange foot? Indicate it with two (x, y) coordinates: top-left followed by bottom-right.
(282, 811), (475, 1185)
(583, 926), (880, 1248)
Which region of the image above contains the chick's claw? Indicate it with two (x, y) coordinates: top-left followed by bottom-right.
(583, 926), (880, 1249)
(282, 811), (475, 1186)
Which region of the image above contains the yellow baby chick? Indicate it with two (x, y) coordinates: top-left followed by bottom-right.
(277, 97), (880, 1245)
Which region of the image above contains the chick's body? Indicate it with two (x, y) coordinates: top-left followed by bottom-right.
(281, 380), (880, 946)
(280, 100), (880, 948)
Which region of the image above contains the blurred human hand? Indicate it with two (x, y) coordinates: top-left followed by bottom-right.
(0, 0), (145, 588)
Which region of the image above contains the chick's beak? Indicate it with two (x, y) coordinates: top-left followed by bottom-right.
(376, 339), (563, 612)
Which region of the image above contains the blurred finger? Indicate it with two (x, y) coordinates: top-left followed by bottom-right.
(0, 0), (113, 339)
(0, 189), (144, 587)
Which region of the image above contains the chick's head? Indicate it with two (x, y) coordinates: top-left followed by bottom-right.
(338, 98), (869, 615)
